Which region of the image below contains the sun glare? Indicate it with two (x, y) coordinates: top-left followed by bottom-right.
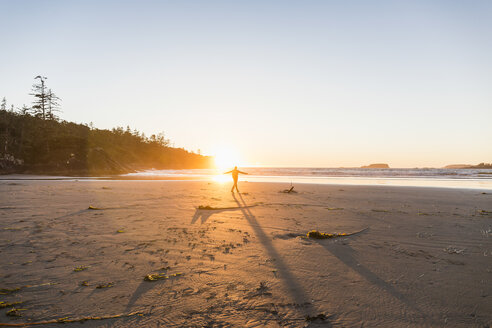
(213, 147), (242, 171)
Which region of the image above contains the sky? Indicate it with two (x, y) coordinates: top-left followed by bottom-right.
(1, 0), (491, 168)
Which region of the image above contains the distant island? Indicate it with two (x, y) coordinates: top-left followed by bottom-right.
(444, 163), (492, 169)
(361, 163), (390, 169)
(444, 164), (471, 169)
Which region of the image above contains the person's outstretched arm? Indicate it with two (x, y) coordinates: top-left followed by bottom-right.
(238, 170), (248, 174)
(223, 170), (232, 174)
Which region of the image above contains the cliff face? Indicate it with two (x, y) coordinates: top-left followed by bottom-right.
(361, 163), (390, 169)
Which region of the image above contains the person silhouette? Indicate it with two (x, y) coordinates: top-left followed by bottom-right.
(224, 166), (248, 192)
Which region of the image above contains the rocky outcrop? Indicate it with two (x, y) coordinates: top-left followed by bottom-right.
(0, 154), (24, 174)
(444, 163), (492, 169)
(444, 164), (472, 169)
(361, 163), (390, 169)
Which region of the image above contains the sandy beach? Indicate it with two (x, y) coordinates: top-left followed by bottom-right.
(0, 180), (491, 327)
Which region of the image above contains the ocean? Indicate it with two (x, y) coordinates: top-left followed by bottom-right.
(124, 167), (492, 190)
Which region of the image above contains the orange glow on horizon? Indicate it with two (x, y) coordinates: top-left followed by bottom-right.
(213, 146), (244, 171)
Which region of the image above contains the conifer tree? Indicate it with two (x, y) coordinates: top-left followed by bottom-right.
(46, 89), (61, 120)
(30, 75), (48, 119)
(18, 105), (30, 115)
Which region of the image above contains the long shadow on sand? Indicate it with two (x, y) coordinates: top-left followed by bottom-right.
(296, 192), (414, 304)
(292, 191), (431, 323)
(232, 193), (312, 308)
(191, 207), (244, 224)
(124, 279), (165, 313)
(316, 239), (423, 317)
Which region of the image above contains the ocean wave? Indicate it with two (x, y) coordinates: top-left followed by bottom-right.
(125, 167), (492, 179)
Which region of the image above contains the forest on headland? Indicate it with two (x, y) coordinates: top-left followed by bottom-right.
(0, 77), (213, 175)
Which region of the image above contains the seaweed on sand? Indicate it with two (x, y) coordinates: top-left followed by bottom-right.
(73, 265), (89, 272)
(6, 308), (26, 317)
(307, 231), (348, 239)
(96, 282), (114, 289)
(144, 272), (182, 282)
(306, 228), (368, 239)
(144, 273), (168, 281)
(0, 302), (23, 309)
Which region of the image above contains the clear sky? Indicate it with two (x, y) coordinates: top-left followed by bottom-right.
(1, 0), (491, 168)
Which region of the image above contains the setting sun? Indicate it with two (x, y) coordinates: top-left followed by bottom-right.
(213, 146), (243, 170)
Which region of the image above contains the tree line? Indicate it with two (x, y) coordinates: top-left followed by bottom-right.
(0, 76), (212, 175)
(2, 76), (61, 120)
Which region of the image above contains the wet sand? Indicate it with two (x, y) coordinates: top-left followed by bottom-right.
(0, 180), (491, 327)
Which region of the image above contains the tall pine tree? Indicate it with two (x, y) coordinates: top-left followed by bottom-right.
(30, 76), (48, 119)
(46, 89), (61, 120)
(0, 97), (6, 111)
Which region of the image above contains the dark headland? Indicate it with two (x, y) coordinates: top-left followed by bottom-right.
(0, 110), (213, 176)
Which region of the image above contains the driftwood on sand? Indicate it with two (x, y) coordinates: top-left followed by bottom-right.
(280, 186), (296, 193)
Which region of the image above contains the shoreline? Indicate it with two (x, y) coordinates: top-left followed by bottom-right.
(1, 173), (492, 191)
